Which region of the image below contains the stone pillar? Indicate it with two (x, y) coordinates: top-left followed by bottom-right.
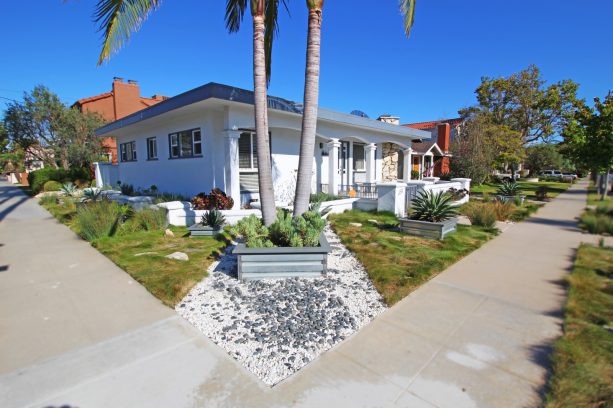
(365, 143), (377, 183)
(327, 139), (341, 195)
(377, 182), (407, 217)
(224, 129), (241, 209)
(402, 148), (412, 182)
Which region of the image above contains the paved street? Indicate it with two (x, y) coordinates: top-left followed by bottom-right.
(0, 179), (598, 407)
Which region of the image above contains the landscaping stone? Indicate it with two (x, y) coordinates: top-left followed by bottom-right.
(133, 252), (159, 257)
(175, 225), (386, 386)
(165, 252), (189, 261)
(349, 222), (362, 227)
(164, 229), (175, 238)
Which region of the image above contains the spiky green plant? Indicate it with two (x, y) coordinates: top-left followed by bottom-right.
(410, 190), (458, 223)
(497, 181), (521, 196)
(82, 188), (102, 202)
(60, 182), (78, 197)
(201, 209), (226, 229)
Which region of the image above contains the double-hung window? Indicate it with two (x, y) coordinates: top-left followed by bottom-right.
(120, 141), (137, 162)
(168, 128), (202, 159)
(238, 131), (273, 169)
(353, 143), (365, 171)
(147, 137), (158, 160)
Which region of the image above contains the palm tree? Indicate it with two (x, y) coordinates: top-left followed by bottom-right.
(293, 0), (417, 215)
(94, 0), (284, 225)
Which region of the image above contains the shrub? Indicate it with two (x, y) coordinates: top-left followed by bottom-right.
(580, 212), (613, 235)
(410, 190), (457, 223)
(120, 183), (135, 196)
(73, 179), (89, 189)
(132, 207), (167, 231)
(464, 203), (497, 228)
(28, 167), (91, 194)
(201, 209), (225, 229)
(191, 188), (234, 210)
(310, 192), (339, 203)
(230, 215), (273, 248)
(60, 182), (78, 197)
(496, 181), (521, 196)
(439, 171), (453, 181)
(39, 194), (58, 206)
(536, 186), (549, 201)
(43, 180), (62, 192)
(595, 204), (613, 217)
(491, 201), (516, 221)
(447, 187), (469, 201)
(411, 170), (420, 180)
(75, 201), (128, 241)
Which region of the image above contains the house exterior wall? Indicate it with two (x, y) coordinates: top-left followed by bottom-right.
(381, 142), (402, 182)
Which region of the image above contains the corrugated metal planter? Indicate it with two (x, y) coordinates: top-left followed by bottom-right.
(398, 217), (458, 240)
(233, 234), (331, 281)
(187, 223), (222, 237)
(496, 195), (526, 205)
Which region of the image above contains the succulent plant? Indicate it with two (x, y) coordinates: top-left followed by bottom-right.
(59, 182), (78, 197)
(201, 209), (225, 229)
(410, 190), (458, 223)
(496, 181), (521, 196)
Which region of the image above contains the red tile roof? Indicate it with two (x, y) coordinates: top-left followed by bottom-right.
(73, 92), (113, 106)
(402, 117), (463, 130)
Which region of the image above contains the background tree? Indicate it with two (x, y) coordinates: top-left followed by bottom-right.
(449, 115), (496, 184)
(561, 92), (613, 199)
(524, 144), (563, 176)
(95, 0), (286, 225)
(488, 123), (524, 178)
(60, 108), (106, 168)
(460, 65), (581, 145)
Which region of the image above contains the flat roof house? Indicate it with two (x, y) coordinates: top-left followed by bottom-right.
(95, 82), (430, 209)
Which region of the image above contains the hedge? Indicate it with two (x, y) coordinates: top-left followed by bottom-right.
(28, 167), (91, 194)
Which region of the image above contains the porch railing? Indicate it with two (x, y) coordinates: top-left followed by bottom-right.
(320, 183), (378, 199)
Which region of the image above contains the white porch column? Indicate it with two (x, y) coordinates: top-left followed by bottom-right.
(224, 129), (241, 209)
(365, 143), (377, 184)
(327, 139), (341, 195)
(402, 148), (412, 182)
(420, 155), (425, 179)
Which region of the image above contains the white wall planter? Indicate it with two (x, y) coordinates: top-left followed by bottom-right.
(233, 234), (331, 281)
(398, 217), (458, 240)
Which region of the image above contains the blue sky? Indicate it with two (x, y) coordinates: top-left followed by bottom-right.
(1, 1), (611, 123)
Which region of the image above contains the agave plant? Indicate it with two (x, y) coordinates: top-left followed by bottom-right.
(82, 188), (102, 202)
(497, 181), (521, 196)
(60, 182), (78, 197)
(201, 209), (225, 229)
(410, 190), (458, 223)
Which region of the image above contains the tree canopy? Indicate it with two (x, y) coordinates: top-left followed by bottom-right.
(460, 65), (581, 145)
(524, 144), (564, 175)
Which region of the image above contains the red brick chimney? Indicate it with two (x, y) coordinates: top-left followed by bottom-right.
(112, 77), (142, 119)
(437, 123), (450, 153)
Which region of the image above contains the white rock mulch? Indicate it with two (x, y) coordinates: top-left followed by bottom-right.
(175, 225), (386, 386)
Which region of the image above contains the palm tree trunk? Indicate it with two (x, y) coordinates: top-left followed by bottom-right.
(252, 9), (276, 225)
(293, 4), (323, 216)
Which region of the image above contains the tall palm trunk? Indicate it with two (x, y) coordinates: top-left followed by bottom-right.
(252, 1), (276, 225)
(293, 1), (323, 216)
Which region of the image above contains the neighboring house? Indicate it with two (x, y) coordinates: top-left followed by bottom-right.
(403, 118), (463, 177)
(24, 145), (53, 173)
(73, 78), (168, 163)
(95, 83), (429, 208)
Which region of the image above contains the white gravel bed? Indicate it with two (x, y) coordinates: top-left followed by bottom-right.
(175, 225), (387, 386)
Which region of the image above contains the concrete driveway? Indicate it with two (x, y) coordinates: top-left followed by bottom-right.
(0, 179), (598, 407)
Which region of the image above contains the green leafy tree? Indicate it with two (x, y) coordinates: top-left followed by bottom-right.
(460, 65), (581, 145)
(524, 144), (563, 175)
(60, 108), (107, 168)
(292, 0), (416, 215)
(450, 115), (496, 184)
(562, 92), (613, 200)
(488, 124), (525, 178)
(94, 0), (286, 225)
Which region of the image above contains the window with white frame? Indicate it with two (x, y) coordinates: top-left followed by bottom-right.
(353, 143), (365, 171)
(168, 128), (202, 158)
(147, 137), (157, 160)
(239, 131), (273, 170)
(120, 141), (137, 162)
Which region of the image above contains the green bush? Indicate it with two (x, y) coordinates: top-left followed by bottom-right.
(75, 201), (128, 241)
(410, 190), (457, 222)
(310, 192), (339, 203)
(464, 202), (497, 228)
(580, 212), (613, 235)
(43, 180), (62, 192)
(230, 215), (273, 248)
(28, 167), (91, 194)
(132, 207), (167, 231)
(39, 194), (58, 206)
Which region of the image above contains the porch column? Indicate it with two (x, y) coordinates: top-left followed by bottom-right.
(365, 143), (377, 183)
(402, 148), (412, 182)
(327, 138), (341, 195)
(224, 129), (241, 209)
(420, 155), (425, 179)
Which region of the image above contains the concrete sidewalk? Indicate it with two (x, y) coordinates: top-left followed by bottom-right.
(0, 180), (598, 407)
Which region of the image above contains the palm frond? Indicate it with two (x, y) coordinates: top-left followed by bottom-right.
(225, 0), (248, 33)
(399, 0), (416, 38)
(94, 0), (161, 65)
(264, 0), (286, 84)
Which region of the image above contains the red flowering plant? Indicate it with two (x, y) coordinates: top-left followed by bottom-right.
(190, 188), (234, 210)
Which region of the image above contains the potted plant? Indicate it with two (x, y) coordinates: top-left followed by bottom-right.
(188, 209), (225, 236)
(495, 181), (526, 205)
(399, 190), (458, 239)
(231, 205), (331, 280)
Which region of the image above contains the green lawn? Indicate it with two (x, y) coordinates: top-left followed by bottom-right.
(40, 197), (227, 307)
(587, 183), (613, 206)
(545, 244), (613, 408)
(329, 210), (496, 305)
(471, 181), (571, 199)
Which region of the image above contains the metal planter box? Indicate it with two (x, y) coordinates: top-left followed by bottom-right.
(233, 233), (331, 281)
(187, 224), (222, 237)
(398, 217), (458, 240)
(496, 195), (526, 205)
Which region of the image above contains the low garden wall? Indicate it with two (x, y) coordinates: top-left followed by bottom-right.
(157, 201), (261, 226)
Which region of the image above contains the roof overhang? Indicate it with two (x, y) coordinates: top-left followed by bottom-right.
(95, 82), (430, 141)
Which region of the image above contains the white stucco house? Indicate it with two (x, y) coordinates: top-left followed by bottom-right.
(95, 83), (431, 209)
